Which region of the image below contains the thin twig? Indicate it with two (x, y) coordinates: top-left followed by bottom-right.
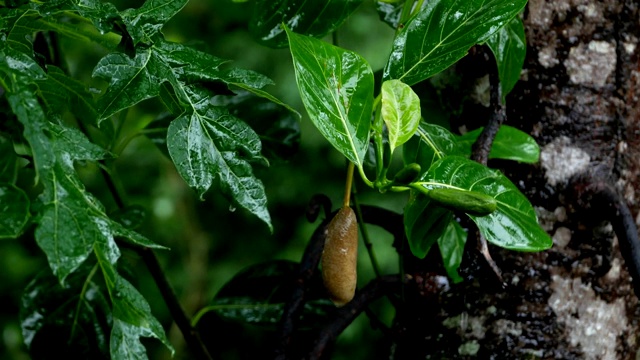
(307, 275), (402, 360)
(571, 176), (640, 298)
(274, 215), (331, 360)
(351, 185), (382, 278)
(470, 50), (505, 280)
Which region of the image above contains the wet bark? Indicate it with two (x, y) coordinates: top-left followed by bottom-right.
(391, 0), (640, 358)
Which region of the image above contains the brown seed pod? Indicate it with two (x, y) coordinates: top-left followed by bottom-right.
(321, 206), (358, 307)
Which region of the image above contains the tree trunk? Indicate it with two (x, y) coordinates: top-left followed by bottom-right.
(392, 0), (640, 358)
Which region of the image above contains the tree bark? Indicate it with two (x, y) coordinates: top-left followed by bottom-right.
(392, 0), (640, 358)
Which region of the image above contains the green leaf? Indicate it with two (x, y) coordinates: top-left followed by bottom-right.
(167, 108), (272, 230)
(403, 122), (460, 171)
(121, 0), (189, 45)
(36, 66), (99, 126)
(212, 92), (301, 162)
(194, 260), (332, 328)
(380, 79), (421, 151)
(94, 243), (174, 359)
(383, 0), (527, 85)
(7, 89), (164, 282)
(416, 156), (552, 251)
(437, 219), (466, 283)
(286, 27), (374, 167)
(486, 16), (526, 103)
(404, 191), (452, 259)
(250, 0), (364, 48)
(0, 183), (30, 239)
(457, 125), (540, 163)
(20, 266), (111, 359)
(92, 49), (164, 122)
(93, 38), (281, 228)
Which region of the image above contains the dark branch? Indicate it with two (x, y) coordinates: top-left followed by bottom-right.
(570, 177), (640, 298)
(135, 246), (213, 360)
(274, 217), (330, 360)
(307, 275), (402, 360)
(470, 49), (505, 280)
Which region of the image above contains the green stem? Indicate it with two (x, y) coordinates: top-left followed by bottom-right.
(411, 0), (425, 17)
(351, 183), (381, 278)
(398, 0), (417, 29)
(343, 162), (354, 207)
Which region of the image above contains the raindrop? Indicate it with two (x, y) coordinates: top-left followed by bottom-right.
(229, 205), (236, 212)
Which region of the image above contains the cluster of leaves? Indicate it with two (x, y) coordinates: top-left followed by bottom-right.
(272, 0), (550, 283)
(0, 0), (552, 358)
(1, 0), (297, 358)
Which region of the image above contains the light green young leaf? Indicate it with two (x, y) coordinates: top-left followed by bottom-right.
(486, 16), (526, 103)
(457, 125), (540, 163)
(437, 219), (467, 283)
(381, 79), (421, 150)
(250, 0), (364, 48)
(383, 0), (527, 85)
(416, 156), (552, 251)
(0, 183), (30, 239)
(285, 27), (374, 167)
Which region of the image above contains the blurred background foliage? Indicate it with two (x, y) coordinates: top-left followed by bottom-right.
(0, 1), (417, 359)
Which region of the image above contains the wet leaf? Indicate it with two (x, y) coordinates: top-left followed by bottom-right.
(403, 122), (461, 172)
(383, 0), (527, 85)
(120, 0), (189, 45)
(381, 79), (421, 151)
(286, 27), (374, 167)
(194, 261), (332, 328)
(437, 219), (466, 283)
(167, 107), (272, 230)
(94, 242), (174, 358)
(6, 88), (164, 282)
(416, 156), (552, 251)
(457, 125), (540, 163)
(486, 16), (526, 103)
(250, 0), (364, 48)
(20, 267), (111, 359)
(37, 66), (98, 126)
(0, 134), (17, 182)
(404, 191), (452, 259)
(212, 92), (301, 162)
(0, 183), (30, 239)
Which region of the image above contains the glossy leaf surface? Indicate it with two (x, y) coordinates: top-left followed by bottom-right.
(20, 267), (111, 359)
(167, 107), (271, 229)
(416, 156), (551, 251)
(404, 192), (452, 259)
(375, 1), (404, 29)
(36, 66), (98, 126)
(383, 0), (527, 85)
(250, 0), (363, 48)
(457, 125), (539, 163)
(403, 122), (461, 172)
(195, 261), (332, 328)
(381, 79), (421, 150)
(287, 28), (374, 167)
(486, 16), (526, 103)
(0, 183), (29, 239)
(437, 219), (466, 283)
(120, 0), (188, 45)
